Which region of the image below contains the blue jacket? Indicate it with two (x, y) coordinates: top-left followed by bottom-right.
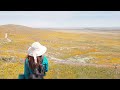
(21, 55), (49, 79)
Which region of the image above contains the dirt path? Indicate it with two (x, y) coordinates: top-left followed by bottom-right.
(48, 55), (120, 69)
(51, 30), (120, 35)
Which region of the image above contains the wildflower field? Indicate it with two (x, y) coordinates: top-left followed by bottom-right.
(0, 24), (120, 79)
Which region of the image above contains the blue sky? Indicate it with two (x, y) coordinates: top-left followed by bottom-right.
(0, 11), (120, 28)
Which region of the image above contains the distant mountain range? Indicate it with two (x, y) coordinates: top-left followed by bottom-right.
(0, 24), (120, 31)
(0, 24), (33, 29)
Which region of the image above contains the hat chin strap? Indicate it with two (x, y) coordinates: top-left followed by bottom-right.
(34, 57), (37, 64)
(33, 52), (37, 64)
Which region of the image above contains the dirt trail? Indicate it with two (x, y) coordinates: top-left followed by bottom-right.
(48, 55), (120, 69)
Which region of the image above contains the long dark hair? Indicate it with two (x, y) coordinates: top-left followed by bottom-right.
(25, 55), (43, 71)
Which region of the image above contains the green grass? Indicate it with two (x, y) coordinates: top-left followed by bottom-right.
(45, 61), (120, 79)
(0, 60), (119, 79)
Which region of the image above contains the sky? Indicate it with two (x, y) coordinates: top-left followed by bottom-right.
(0, 11), (120, 28)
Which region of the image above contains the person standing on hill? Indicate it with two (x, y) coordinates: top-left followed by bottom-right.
(19, 42), (49, 79)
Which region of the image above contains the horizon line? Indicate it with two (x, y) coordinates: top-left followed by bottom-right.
(0, 24), (120, 29)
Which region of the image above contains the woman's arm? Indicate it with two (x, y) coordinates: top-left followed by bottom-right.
(24, 59), (30, 79)
(43, 56), (49, 72)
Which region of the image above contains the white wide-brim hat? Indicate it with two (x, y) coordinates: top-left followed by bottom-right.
(28, 42), (47, 57)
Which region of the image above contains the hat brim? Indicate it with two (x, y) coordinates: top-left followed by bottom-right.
(28, 45), (47, 56)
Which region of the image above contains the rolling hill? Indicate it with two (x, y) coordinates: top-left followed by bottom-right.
(0, 24), (120, 79)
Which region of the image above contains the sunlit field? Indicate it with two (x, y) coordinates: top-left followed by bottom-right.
(0, 25), (120, 79)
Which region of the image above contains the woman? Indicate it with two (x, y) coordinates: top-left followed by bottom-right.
(19, 42), (49, 79)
